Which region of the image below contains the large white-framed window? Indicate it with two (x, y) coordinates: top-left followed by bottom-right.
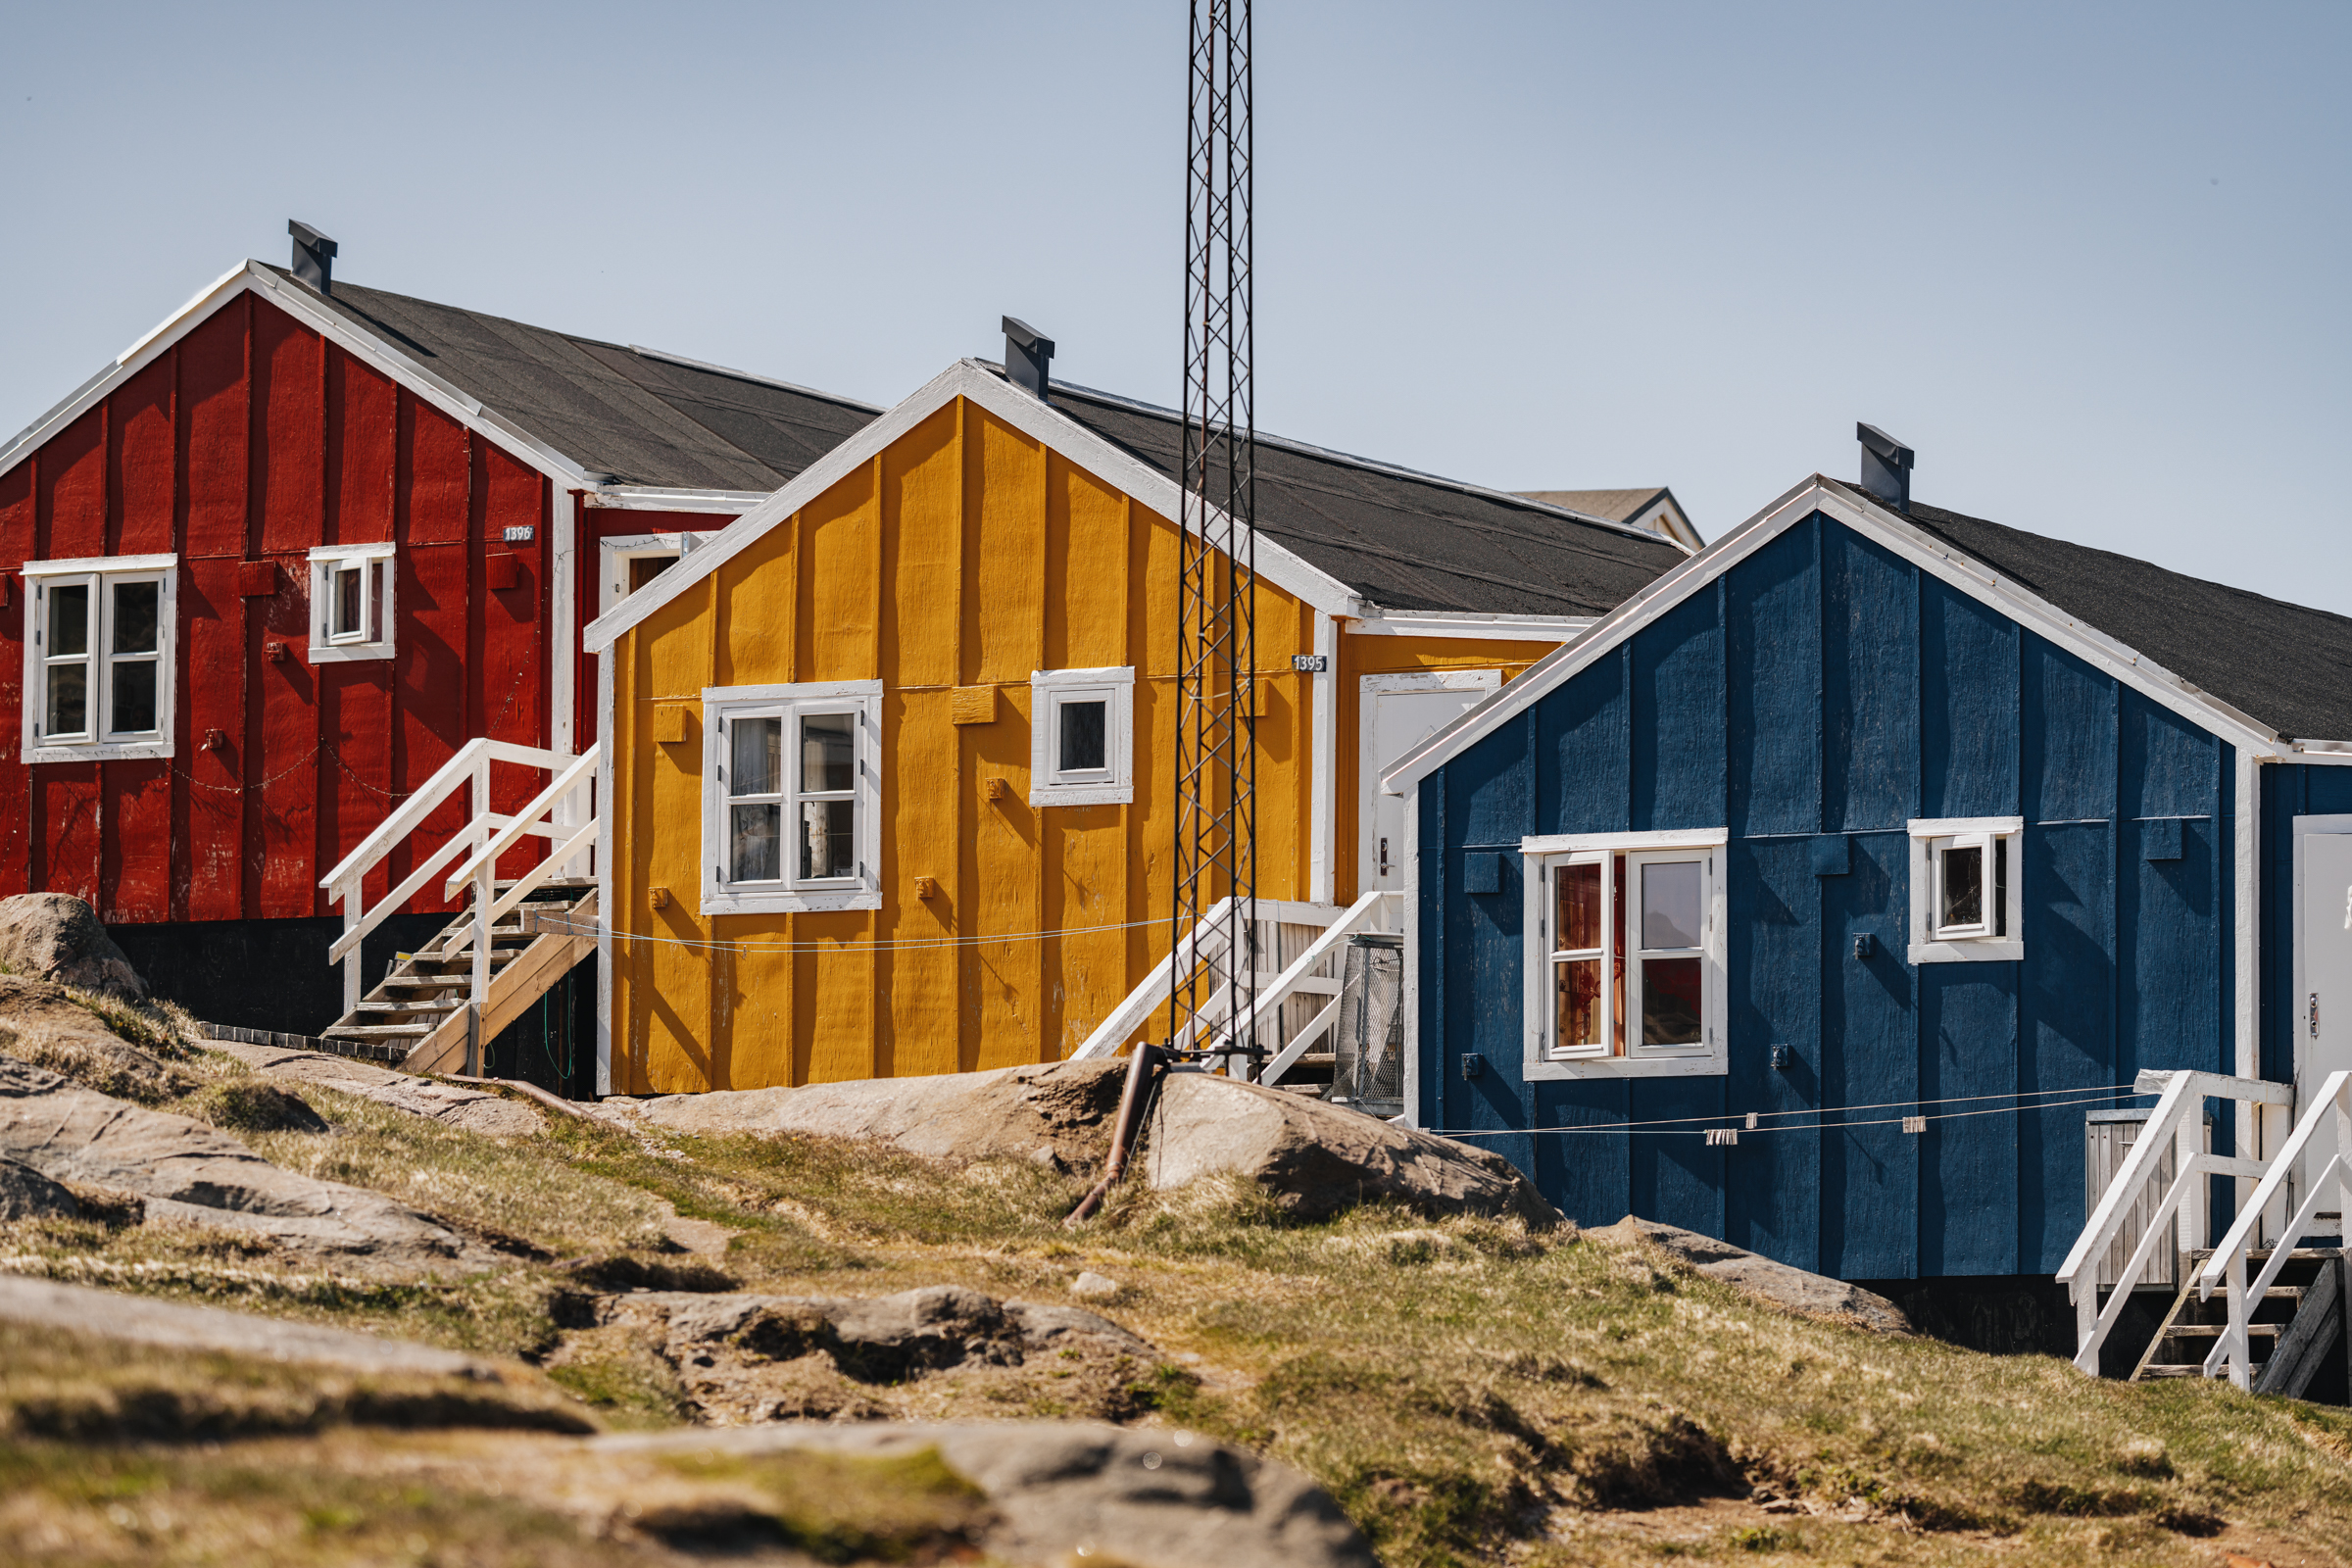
(701, 680), (882, 914)
(308, 543), (396, 663)
(1028, 666), (1134, 807)
(21, 555), (177, 763)
(1519, 828), (1727, 1080)
(1907, 816), (2024, 963)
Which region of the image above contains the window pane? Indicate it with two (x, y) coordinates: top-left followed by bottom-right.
(801, 799), (855, 880)
(1554, 861), (1602, 952)
(110, 660), (157, 735)
(112, 581), (159, 654)
(1641, 859), (1702, 949)
(729, 803), (780, 881)
(371, 560), (388, 637)
(1554, 957), (1602, 1049)
(1993, 837), (2009, 938)
(801, 712), (855, 794)
(49, 583), (89, 657)
(46, 661), (87, 736)
(1940, 843), (1984, 929)
(628, 554), (677, 594)
(1058, 698), (1107, 773)
(1642, 956), (1703, 1046)
(333, 564), (363, 639)
(732, 716), (782, 796)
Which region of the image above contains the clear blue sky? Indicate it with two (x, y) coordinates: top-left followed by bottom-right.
(5, 2), (2346, 612)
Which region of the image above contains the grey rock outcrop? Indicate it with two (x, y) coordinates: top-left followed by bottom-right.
(586, 1283), (1161, 1425)
(0, 1054), (489, 1270)
(0, 894), (148, 1002)
(205, 1039), (544, 1137)
(0, 1153), (80, 1220)
(600, 1422), (1380, 1568)
(0, 974), (192, 1104)
(1594, 1215), (1913, 1333)
(1147, 1069), (1561, 1225)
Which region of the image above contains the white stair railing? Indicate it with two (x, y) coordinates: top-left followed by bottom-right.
(318, 738), (601, 1021)
(2058, 1068), (2290, 1376)
(2196, 1070), (2352, 1390)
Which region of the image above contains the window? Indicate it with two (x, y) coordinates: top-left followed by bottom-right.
(1028, 666), (1134, 806)
(1519, 829), (1726, 1079)
(21, 555), (176, 762)
(308, 543), (396, 663)
(1907, 817), (2024, 962)
(701, 681), (882, 913)
(599, 531), (715, 616)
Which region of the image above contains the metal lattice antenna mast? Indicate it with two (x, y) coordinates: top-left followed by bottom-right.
(1170, 0), (1256, 1072)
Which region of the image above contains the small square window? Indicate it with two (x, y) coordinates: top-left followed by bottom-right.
(308, 543), (396, 663)
(21, 555), (177, 762)
(1029, 666), (1135, 806)
(1908, 817), (2024, 963)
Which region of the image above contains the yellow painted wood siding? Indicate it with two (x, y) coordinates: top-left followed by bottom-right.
(606, 397), (1562, 1092)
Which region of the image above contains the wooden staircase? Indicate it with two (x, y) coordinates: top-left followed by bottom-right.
(321, 883), (597, 1077)
(2133, 1249), (2348, 1396)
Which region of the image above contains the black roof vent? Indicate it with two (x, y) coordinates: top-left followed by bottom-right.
(1857, 422), (1913, 512)
(1003, 317), (1054, 401)
(289, 220), (339, 295)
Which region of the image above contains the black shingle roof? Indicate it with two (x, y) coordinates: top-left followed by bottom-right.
(1042, 378), (1690, 617)
(264, 267), (879, 491)
(1826, 479), (2352, 744)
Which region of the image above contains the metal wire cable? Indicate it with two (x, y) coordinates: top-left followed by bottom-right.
(534, 912), (1179, 956)
(1427, 1082), (2152, 1141)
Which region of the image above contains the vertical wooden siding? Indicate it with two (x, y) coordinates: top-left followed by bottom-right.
(1422, 511), (2234, 1280)
(0, 294), (555, 924)
(612, 398), (1542, 1092)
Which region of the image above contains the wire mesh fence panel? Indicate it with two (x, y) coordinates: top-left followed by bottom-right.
(1331, 933), (1404, 1116)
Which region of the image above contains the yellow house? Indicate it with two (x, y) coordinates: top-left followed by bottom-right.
(581, 344), (1690, 1094)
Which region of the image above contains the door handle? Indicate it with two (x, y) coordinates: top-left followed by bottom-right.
(1379, 838), (1390, 877)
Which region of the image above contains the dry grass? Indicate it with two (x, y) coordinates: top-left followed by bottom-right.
(9, 1084), (2352, 1565)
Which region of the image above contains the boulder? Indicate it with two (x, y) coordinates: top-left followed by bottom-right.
(0, 1153), (80, 1220)
(0, 1054), (491, 1271)
(204, 1039), (544, 1137)
(614, 1057), (1130, 1170)
(598, 1422), (1379, 1568)
(0, 894), (147, 1002)
(1147, 1070), (1562, 1226)
(1592, 1216), (1913, 1334)
(587, 1284), (1160, 1425)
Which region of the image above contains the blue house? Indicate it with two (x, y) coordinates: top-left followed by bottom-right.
(1381, 428), (2352, 1304)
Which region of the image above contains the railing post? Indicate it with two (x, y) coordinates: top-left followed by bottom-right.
(2177, 1098), (2204, 1265)
(2074, 1282), (2097, 1370)
(2336, 1081), (2352, 1246)
(339, 876), (362, 1016)
(469, 749), (493, 1076)
(2227, 1255), (2252, 1391)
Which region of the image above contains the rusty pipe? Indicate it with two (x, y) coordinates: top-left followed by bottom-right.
(1065, 1044), (1168, 1226)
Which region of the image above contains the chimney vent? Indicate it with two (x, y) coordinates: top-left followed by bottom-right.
(1856, 422), (1913, 512)
(1003, 316), (1054, 400)
(289, 221), (339, 295)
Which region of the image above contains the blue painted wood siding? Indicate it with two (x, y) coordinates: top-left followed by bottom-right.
(1418, 512), (2236, 1279)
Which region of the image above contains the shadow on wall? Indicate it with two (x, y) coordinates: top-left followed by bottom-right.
(109, 914), (449, 1037)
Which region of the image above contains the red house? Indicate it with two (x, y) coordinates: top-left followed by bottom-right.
(0, 223), (874, 1038)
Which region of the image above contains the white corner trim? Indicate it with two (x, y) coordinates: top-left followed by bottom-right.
(583, 361), (1370, 657)
(1399, 775), (1423, 1128)
(1309, 612), (1341, 905)
(1349, 612), (1594, 642)
(1380, 476), (2300, 797)
(595, 646), (615, 1098)
(2235, 750), (2261, 1085)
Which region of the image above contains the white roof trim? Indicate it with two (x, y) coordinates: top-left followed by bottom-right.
(1348, 611), (1594, 642)
(584, 361), (1369, 655)
(0, 262), (593, 493)
(1381, 476), (2297, 796)
(587, 485), (767, 514)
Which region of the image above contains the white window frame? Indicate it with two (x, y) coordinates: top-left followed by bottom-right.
(601, 531), (715, 616)
(1028, 666), (1135, 807)
(1906, 816), (2025, 963)
(701, 680), (883, 914)
(21, 554), (177, 763)
(1518, 828), (1728, 1080)
(308, 543), (397, 663)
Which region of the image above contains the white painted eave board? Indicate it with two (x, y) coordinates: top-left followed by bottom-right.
(583, 360), (1369, 656)
(1380, 475), (2297, 796)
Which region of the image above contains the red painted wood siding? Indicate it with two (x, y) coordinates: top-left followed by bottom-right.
(0, 292), (557, 923)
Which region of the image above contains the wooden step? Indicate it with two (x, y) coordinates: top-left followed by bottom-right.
(2162, 1323), (2283, 1340)
(2137, 1365), (2214, 1379)
(322, 1023), (434, 1040)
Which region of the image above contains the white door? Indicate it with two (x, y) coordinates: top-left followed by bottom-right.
(1359, 670), (1500, 893)
(2299, 821), (2352, 1214)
